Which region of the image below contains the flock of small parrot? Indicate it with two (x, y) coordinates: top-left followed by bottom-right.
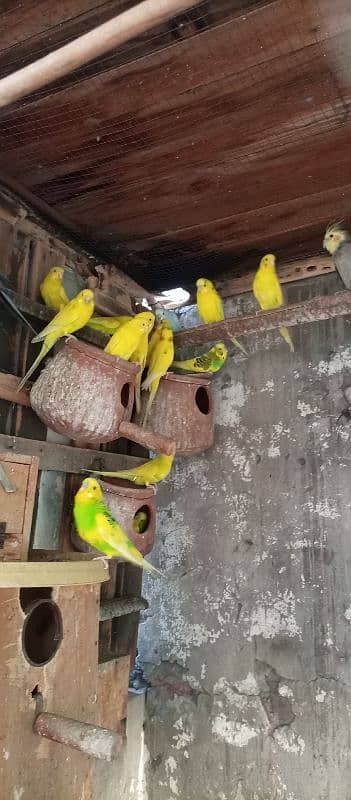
(11, 221), (350, 576)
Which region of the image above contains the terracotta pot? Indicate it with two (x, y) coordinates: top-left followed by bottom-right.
(30, 338), (138, 445)
(142, 372), (214, 456)
(71, 479), (156, 557)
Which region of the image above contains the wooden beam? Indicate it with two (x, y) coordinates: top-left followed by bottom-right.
(174, 290), (351, 347)
(0, 559), (108, 587)
(0, 0), (201, 109)
(216, 256), (334, 299)
(0, 434), (141, 473)
(0, 372), (31, 406)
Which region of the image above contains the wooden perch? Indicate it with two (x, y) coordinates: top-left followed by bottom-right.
(0, 0), (201, 108)
(119, 420), (176, 455)
(33, 712), (123, 761)
(174, 290), (351, 347)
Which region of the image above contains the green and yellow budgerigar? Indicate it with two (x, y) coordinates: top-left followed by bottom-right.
(173, 342), (227, 374)
(85, 452), (175, 488)
(130, 331), (149, 414)
(142, 327), (174, 427)
(88, 315), (132, 336)
(196, 278), (247, 355)
(252, 254), (294, 352)
(133, 510), (149, 535)
(18, 289), (95, 390)
(73, 477), (163, 576)
(105, 312), (155, 360)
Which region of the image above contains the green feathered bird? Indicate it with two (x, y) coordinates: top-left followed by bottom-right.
(73, 477), (163, 576)
(173, 342), (228, 373)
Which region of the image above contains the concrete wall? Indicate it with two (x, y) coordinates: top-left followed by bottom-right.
(139, 274), (351, 800)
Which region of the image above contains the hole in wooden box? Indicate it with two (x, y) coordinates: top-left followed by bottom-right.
(22, 599), (63, 667)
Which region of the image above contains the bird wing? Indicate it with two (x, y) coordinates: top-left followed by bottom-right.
(335, 243), (351, 289)
(32, 301), (87, 342)
(62, 268), (85, 300)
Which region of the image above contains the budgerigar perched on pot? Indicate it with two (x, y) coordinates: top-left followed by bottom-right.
(84, 451), (175, 488)
(142, 327), (174, 427)
(105, 312), (154, 361)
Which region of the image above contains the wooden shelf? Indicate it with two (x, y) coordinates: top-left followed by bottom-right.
(174, 290), (351, 347)
(0, 558), (109, 587)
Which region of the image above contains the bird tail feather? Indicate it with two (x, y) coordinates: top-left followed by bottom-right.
(17, 343), (49, 391)
(83, 468), (133, 480)
(230, 337), (247, 355)
(142, 390), (154, 428)
(279, 327), (294, 352)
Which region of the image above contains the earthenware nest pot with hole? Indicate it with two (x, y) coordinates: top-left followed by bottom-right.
(30, 338), (138, 446)
(71, 479), (156, 556)
(139, 372), (214, 456)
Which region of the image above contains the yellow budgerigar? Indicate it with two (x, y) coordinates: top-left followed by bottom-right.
(196, 278), (247, 355)
(40, 267), (69, 311)
(130, 331), (149, 414)
(84, 451), (175, 489)
(105, 312), (154, 361)
(146, 319), (172, 367)
(17, 289), (95, 390)
(88, 315), (132, 336)
(133, 510), (149, 534)
(252, 254), (294, 352)
(142, 327), (174, 427)
(73, 477), (163, 576)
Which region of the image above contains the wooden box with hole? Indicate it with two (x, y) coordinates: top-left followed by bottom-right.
(71, 478), (156, 556)
(0, 452), (39, 560)
(141, 372), (214, 455)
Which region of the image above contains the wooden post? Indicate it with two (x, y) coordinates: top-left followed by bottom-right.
(33, 712), (124, 761)
(0, 0), (202, 108)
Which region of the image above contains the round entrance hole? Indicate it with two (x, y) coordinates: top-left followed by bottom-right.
(133, 505), (150, 535)
(195, 386), (210, 415)
(22, 599), (63, 667)
(121, 382), (130, 408)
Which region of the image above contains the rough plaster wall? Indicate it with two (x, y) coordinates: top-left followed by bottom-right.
(138, 274), (351, 800)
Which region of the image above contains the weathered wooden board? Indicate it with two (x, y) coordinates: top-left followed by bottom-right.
(0, 452), (39, 560)
(0, 584), (101, 798)
(97, 656), (130, 732)
(0, 434), (141, 472)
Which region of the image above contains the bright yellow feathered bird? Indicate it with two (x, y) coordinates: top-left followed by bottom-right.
(84, 451), (175, 489)
(146, 319), (172, 367)
(18, 289), (95, 390)
(196, 278), (247, 355)
(130, 331), (149, 414)
(40, 267), (69, 311)
(88, 315), (132, 336)
(73, 477), (163, 576)
(142, 327), (174, 427)
(105, 312), (154, 361)
(253, 254), (294, 352)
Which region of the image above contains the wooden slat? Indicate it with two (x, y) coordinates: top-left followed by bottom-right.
(174, 290), (351, 347)
(0, 372), (31, 406)
(0, 434), (141, 472)
(0, 558), (108, 586)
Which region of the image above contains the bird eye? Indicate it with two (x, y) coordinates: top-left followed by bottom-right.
(330, 234), (334, 238)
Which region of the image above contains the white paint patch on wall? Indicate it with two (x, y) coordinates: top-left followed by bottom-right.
(234, 672), (259, 696)
(297, 400), (318, 417)
(212, 714), (258, 747)
(305, 499), (340, 520)
(248, 590), (301, 640)
(317, 347), (351, 376)
(216, 381), (250, 427)
(273, 729), (305, 756)
(278, 684), (294, 699)
(172, 718), (194, 751)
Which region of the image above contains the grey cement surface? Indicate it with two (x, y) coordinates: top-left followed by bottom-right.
(139, 274), (351, 800)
